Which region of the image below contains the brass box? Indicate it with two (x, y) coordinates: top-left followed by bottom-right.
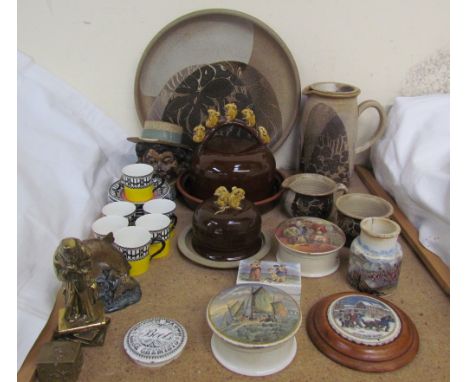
(36, 341), (83, 382)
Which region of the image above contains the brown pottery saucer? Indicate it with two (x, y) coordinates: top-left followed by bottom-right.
(176, 170), (285, 214)
(306, 292), (419, 372)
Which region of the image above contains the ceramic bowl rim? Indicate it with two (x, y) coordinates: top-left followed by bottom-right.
(360, 217), (401, 239)
(206, 283), (302, 349)
(303, 81), (361, 98)
(135, 213), (171, 231)
(274, 217), (345, 256)
(102, 201), (137, 217)
(335, 193), (394, 220)
(91, 215), (129, 236)
(143, 198), (176, 215)
(122, 163), (154, 178)
(281, 173), (339, 196)
(176, 170), (285, 207)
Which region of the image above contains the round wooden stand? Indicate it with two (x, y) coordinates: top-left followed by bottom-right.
(306, 292), (419, 372)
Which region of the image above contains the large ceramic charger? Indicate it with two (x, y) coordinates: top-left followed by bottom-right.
(134, 9), (300, 152)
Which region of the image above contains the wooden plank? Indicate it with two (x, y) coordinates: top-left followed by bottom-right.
(355, 165), (450, 295)
(17, 291), (62, 382)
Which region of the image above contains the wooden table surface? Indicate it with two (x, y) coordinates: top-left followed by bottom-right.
(21, 174), (450, 381)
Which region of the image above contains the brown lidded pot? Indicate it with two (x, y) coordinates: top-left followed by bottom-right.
(192, 188), (262, 262)
(188, 121), (277, 201)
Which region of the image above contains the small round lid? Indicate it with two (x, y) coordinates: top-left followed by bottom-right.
(206, 284), (301, 348)
(124, 318), (187, 367)
(275, 217), (345, 254)
(327, 294), (401, 346)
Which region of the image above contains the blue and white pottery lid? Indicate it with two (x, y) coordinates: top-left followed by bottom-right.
(124, 317), (187, 367)
(327, 294), (401, 346)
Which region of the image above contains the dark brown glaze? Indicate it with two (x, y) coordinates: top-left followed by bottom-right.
(188, 122), (277, 201)
(191, 197), (262, 261)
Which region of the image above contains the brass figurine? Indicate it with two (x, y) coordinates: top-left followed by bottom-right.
(192, 124), (206, 143)
(241, 108), (256, 128)
(224, 103), (238, 122)
(205, 109), (221, 128)
(53, 238), (108, 336)
(214, 186), (246, 214)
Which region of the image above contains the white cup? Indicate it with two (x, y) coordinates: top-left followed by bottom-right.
(143, 199), (177, 232)
(91, 215), (128, 239)
(135, 213), (171, 259)
(102, 201), (137, 222)
(113, 226), (153, 276)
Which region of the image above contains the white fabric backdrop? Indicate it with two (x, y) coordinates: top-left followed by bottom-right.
(371, 94), (450, 266)
(17, 51), (135, 370)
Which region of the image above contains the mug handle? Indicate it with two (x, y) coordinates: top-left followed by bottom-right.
(150, 238), (166, 260)
(152, 176), (163, 190)
(170, 214), (178, 230)
(355, 100), (387, 154)
(336, 183), (348, 197)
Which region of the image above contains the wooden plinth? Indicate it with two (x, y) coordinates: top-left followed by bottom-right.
(306, 291), (419, 372)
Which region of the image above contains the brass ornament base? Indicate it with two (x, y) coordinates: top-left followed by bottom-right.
(57, 303), (108, 334)
(55, 317), (110, 347)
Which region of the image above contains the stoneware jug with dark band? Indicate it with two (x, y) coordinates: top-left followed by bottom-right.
(300, 82), (386, 185)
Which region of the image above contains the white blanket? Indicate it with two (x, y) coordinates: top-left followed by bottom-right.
(17, 52), (135, 369)
(371, 94), (450, 266)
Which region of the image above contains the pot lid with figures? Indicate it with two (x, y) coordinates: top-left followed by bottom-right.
(306, 292), (419, 372)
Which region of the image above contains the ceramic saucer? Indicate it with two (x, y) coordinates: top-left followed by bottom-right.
(177, 226), (271, 269)
(108, 179), (174, 205)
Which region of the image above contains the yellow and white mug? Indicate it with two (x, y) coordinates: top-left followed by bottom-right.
(135, 213), (171, 259)
(91, 215), (128, 239)
(121, 163), (155, 203)
(143, 199), (177, 237)
(113, 226), (160, 276)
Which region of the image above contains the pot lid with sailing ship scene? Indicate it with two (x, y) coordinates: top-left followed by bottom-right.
(206, 284), (301, 348)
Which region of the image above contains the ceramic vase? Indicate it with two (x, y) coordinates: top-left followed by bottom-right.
(300, 82), (386, 185)
(348, 217), (402, 295)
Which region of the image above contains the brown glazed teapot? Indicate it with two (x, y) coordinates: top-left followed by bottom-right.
(188, 120), (277, 201)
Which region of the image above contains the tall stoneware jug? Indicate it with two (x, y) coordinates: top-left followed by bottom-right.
(300, 82), (386, 185)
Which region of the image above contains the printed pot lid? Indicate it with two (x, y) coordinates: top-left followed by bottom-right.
(134, 9), (300, 152)
(327, 294), (401, 346)
(124, 318), (187, 367)
(306, 292), (419, 372)
(275, 217), (345, 254)
(206, 284), (301, 348)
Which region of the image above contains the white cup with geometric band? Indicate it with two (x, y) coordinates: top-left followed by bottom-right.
(113, 226), (153, 277)
(121, 163), (155, 203)
(143, 199), (177, 235)
(91, 215), (128, 239)
(135, 213), (171, 259)
(102, 201), (137, 223)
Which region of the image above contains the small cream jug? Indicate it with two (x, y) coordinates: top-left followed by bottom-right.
(300, 82), (386, 185)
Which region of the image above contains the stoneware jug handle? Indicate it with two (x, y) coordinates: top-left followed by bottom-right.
(336, 183), (348, 197)
(355, 100), (387, 154)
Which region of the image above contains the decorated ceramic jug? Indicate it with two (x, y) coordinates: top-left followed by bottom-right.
(300, 82), (386, 185)
(347, 217), (402, 295)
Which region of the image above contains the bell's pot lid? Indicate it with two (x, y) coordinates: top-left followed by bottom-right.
(124, 317), (187, 367)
